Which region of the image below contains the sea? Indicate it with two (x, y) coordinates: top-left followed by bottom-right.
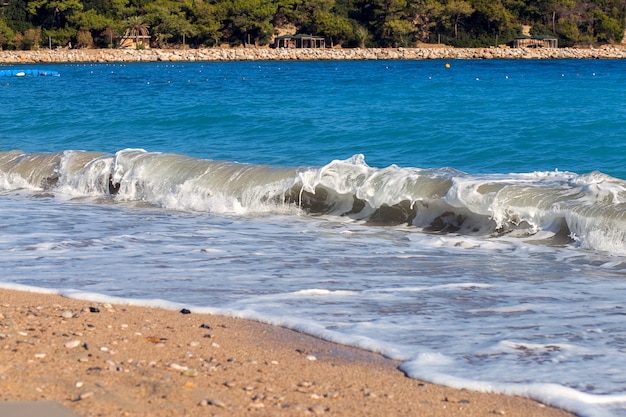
(1, 58), (625, 417)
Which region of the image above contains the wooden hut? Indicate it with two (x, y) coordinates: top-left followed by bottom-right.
(273, 34), (326, 49)
(512, 35), (558, 48)
(118, 34), (151, 49)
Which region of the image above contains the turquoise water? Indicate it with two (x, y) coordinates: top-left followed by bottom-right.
(1, 59), (626, 417)
(2, 60), (625, 177)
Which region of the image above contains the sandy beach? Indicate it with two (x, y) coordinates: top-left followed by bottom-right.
(0, 288), (576, 417)
(1, 45), (626, 64)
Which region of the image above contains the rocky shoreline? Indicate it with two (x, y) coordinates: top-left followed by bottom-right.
(1, 46), (626, 64)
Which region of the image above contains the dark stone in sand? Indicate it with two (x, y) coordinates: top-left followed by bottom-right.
(180, 308), (191, 315)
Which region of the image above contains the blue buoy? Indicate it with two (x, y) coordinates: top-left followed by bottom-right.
(0, 69), (60, 77)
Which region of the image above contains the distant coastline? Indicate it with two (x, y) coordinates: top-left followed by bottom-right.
(1, 46), (626, 64)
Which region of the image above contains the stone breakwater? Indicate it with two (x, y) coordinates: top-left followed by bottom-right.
(1, 46), (626, 64)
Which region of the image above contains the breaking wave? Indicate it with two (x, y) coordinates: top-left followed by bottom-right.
(1, 149), (625, 254)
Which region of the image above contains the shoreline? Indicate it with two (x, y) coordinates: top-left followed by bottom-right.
(1, 46), (626, 64)
(0, 287), (575, 417)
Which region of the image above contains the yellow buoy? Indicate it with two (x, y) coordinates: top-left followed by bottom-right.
(445, 63), (451, 69)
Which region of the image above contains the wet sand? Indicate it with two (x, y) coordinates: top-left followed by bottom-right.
(0, 288), (575, 417)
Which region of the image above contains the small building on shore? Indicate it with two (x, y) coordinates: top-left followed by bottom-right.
(273, 34), (326, 49)
(512, 35), (558, 48)
(118, 34), (151, 49)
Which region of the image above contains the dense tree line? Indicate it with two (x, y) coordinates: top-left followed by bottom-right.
(0, 0), (624, 50)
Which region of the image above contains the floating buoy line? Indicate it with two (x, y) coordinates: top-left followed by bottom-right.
(0, 69), (60, 77)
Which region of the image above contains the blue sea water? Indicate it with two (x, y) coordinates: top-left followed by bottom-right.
(1, 59), (626, 416)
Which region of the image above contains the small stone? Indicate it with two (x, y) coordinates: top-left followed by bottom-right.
(199, 323), (212, 329)
(224, 381), (236, 388)
(309, 404), (326, 415)
(65, 340), (81, 349)
(249, 402), (265, 409)
(298, 381), (313, 388)
(34, 353), (46, 359)
(88, 307), (100, 313)
(169, 363), (188, 371)
(180, 308), (191, 315)
(206, 398), (226, 408)
(76, 381), (84, 388)
(79, 391), (94, 400)
(182, 369), (198, 377)
(324, 390), (339, 399)
(61, 311), (73, 319)
(492, 409), (506, 415)
(306, 355), (317, 361)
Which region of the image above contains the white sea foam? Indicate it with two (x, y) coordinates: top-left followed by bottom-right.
(1, 149), (625, 255)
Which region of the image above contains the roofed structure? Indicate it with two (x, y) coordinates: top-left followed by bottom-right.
(273, 34), (326, 49)
(512, 35), (558, 48)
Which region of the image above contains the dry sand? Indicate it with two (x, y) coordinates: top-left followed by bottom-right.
(0, 288), (576, 417)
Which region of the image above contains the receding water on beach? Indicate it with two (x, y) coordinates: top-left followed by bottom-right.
(1, 59), (626, 417)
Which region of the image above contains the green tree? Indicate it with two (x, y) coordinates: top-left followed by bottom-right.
(124, 14), (150, 46)
(27, 0), (84, 29)
(189, 0), (225, 46)
(408, 0), (444, 42)
(0, 16), (15, 49)
(306, 9), (353, 45)
(469, 0), (517, 43)
(225, 0), (277, 45)
(591, 8), (623, 43)
(444, 0), (474, 38)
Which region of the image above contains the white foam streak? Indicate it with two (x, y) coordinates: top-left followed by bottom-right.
(399, 362), (626, 417)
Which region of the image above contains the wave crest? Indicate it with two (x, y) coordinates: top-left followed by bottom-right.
(1, 149), (624, 254)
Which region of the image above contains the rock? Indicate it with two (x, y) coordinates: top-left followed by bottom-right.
(169, 363), (188, 371)
(205, 398), (226, 408)
(64, 340), (81, 349)
(79, 391), (94, 400)
(324, 390), (339, 399)
(309, 404), (326, 415)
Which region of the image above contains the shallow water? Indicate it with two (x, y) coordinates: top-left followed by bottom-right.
(1, 59), (626, 416)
